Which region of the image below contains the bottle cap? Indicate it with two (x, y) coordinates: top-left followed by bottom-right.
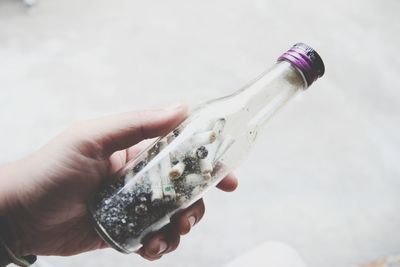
(278, 43), (325, 87)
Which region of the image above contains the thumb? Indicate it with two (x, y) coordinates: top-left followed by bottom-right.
(73, 104), (188, 157)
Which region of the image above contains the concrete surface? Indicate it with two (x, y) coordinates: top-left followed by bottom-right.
(225, 242), (307, 267)
(0, 0), (399, 266)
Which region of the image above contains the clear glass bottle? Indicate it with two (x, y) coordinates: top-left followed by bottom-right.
(87, 43), (325, 253)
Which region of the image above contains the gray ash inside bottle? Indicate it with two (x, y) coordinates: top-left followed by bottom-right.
(90, 119), (229, 250)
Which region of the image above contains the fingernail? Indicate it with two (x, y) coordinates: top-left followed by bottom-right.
(158, 240), (168, 255)
(188, 216), (196, 227)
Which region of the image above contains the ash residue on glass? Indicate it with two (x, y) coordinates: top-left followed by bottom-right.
(90, 118), (232, 251)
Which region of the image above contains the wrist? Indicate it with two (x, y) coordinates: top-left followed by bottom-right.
(0, 206), (36, 266)
(0, 163), (37, 266)
(0, 237), (36, 267)
(0, 161), (30, 256)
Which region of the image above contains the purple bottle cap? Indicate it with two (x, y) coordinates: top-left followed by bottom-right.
(278, 43), (325, 88)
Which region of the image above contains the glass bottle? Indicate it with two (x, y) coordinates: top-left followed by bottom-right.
(87, 43), (325, 253)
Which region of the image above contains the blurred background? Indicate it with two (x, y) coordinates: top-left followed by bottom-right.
(0, 0), (399, 266)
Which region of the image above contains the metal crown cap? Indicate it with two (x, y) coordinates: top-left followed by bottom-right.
(278, 43), (325, 87)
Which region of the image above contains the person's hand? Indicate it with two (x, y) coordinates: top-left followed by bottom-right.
(0, 104), (238, 260)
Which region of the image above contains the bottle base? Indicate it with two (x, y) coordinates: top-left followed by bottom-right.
(87, 201), (138, 254)
(93, 219), (132, 253)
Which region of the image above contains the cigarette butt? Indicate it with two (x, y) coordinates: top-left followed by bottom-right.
(212, 119), (226, 135)
(204, 140), (220, 164)
(203, 173), (212, 180)
(169, 161), (186, 180)
(199, 158), (213, 175)
(185, 146), (208, 160)
(195, 139), (220, 176)
(157, 140), (177, 200)
(162, 184), (176, 200)
(172, 129), (217, 160)
(191, 130), (217, 147)
(161, 170), (176, 200)
(195, 146), (208, 159)
(192, 119), (226, 168)
(148, 165), (163, 202)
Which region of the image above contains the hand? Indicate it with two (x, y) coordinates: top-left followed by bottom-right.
(0, 104), (238, 260)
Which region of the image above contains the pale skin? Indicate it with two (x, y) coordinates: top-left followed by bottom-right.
(0, 104), (238, 261)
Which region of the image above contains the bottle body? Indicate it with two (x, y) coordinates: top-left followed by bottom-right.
(87, 43), (324, 253)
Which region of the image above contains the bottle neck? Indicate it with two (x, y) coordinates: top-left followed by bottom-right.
(234, 60), (307, 97)
(231, 61), (306, 136)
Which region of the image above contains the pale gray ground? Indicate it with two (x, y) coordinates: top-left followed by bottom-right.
(0, 0), (399, 266)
